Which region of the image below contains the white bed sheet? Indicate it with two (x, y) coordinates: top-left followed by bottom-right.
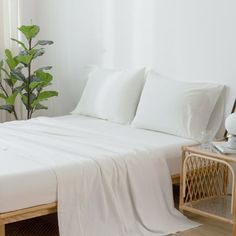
(0, 115), (194, 213)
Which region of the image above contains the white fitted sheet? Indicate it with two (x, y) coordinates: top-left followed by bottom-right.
(0, 115), (194, 213)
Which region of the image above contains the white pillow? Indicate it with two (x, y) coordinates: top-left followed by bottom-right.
(132, 71), (224, 140)
(206, 90), (226, 139)
(72, 66), (145, 124)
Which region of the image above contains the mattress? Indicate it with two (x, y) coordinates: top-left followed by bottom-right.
(0, 115), (194, 213)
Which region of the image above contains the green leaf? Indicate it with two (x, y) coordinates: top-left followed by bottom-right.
(36, 66), (52, 71)
(11, 75), (18, 85)
(5, 49), (18, 70)
(5, 49), (12, 59)
(14, 66), (24, 73)
(20, 93), (37, 110)
(0, 104), (14, 113)
(6, 91), (18, 105)
(30, 70), (53, 90)
(38, 90), (58, 100)
(31, 75), (41, 82)
(36, 70), (52, 82)
(29, 81), (41, 90)
(11, 68), (26, 82)
(31, 90), (58, 107)
(14, 85), (25, 93)
(31, 48), (45, 59)
(35, 103), (48, 110)
(0, 93), (6, 99)
(0, 60), (3, 68)
(32, 40), (53, 49)
(10, 38), (27, 50)
(4, 78), (13, 87)
(18, 25), (40, 40)
(16, 52), (33, 65)
(37, 40), (53, 46)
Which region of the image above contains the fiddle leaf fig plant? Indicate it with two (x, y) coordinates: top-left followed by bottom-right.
(0, 24), (58, 120)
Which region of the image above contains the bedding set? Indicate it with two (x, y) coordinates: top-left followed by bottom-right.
(0, 66), (224, 236)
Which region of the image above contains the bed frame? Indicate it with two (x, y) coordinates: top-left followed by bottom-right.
(0, 174), (180, 236)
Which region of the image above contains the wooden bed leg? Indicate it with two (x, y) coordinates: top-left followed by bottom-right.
(0, 224), (5, 236)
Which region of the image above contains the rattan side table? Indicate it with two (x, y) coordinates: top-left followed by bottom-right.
(179, 145), (236, 236)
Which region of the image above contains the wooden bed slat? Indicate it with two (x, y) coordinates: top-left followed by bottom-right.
(171, 174), (180, 185)
(0, 175), (179, 236)
(0, 203), (57, 225)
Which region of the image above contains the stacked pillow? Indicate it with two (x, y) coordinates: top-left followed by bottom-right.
(72, 66), (224, 140)
(132, 70), (224, 140)
(72, 66), (146, 124)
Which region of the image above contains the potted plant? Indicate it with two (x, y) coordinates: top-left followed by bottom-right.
(0, 24), (58, 120)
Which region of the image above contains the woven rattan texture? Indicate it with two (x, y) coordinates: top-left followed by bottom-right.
(6, 214), (59, 236)
(184, 153), (229, 203)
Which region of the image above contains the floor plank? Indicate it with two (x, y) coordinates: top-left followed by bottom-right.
(172, 184), (232, 235)
(173, 213), (232, 236)
(5, 185), (232, 235)
(6, 212), (232, 236)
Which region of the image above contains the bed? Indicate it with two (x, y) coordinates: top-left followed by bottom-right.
(0, 57), (225, 235)
(0, 114), (197, 236)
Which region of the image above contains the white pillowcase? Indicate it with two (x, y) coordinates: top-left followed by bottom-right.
(132, 71), (224, 140)
(206, 90), (226, 138)
(72, 66), (145, 124)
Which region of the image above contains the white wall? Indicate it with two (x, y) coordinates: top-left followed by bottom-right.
(19, 0), (236, 116)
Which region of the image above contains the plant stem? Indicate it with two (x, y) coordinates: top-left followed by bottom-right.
(27, 39), (32, 119)
(0, 82), (19, 120)
(9, 86), (19, 120)
(0, 68), (11, 78)
(29, 108), (34, 118)
(0, 82), (9, 97)
(12, 107), (18, 120)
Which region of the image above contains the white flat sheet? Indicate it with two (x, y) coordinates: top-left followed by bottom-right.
(0, 115), (194, 214)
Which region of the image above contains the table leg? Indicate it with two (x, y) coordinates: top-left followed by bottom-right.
(179, 148), (185, 213)
(233, 176), (236, 236)
(0, 224), (5, 236)
(233, 224), (236, 236)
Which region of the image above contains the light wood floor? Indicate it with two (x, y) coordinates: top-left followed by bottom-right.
(172, 185), (232, 236)
(6, 211), (232, 236)
(173, 212), (232, 236)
